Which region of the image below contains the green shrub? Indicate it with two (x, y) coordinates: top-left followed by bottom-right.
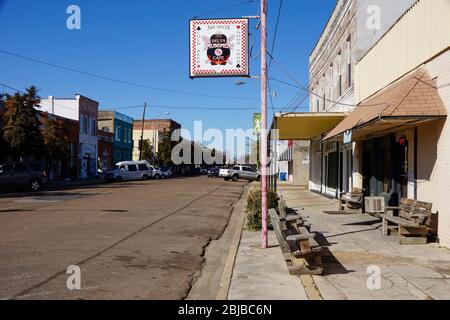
(246, 188), (278, 231)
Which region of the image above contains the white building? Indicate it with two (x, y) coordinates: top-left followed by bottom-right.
(40, 94), (99, 178)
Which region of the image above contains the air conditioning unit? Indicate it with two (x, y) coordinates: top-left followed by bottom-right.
(365, 197), (385, 215)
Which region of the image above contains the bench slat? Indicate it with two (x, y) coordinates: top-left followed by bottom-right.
(380, 214), (420, 228)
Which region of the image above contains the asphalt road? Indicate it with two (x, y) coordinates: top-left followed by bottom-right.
(0, 177), (246, 300)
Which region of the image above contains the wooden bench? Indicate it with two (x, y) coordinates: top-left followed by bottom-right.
(269, 208), (323, 275)
(339, 188), (365, 213)
(278, 195), (311, 231)
(380, 198), (436, 245)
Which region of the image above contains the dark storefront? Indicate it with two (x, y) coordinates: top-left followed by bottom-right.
(362, 134), (409, 206)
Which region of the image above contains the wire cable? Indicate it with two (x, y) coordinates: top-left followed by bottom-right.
(0, 49), (257, 101)
(267, 53), (390, 109)
(192, 0), (255, 19)
(108, 104), (260, 111)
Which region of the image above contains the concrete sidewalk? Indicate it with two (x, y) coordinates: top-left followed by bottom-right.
(228, 230), (309, 300)
(279, 184), (450, 300)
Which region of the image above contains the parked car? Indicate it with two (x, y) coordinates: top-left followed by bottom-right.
(160, 166), (173, 178)
(207, 167), (220, 178)
(106, 161), (153, 181)
(149, 166), (168, 179)
(199, 167), (208, 175)
(219, 165), (260, 182)
(0, 162), (48, 192)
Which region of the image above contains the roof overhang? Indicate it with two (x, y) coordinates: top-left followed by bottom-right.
(333, 116), (446, 142)
(323, 66), (447, 141)
(270, 112), (348, 141)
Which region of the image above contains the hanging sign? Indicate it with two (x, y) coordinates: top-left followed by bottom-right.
(190, 18), (249, 78)
(343, 130), (353, 144)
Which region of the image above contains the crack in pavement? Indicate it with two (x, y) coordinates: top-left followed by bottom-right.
(10, 184), (227, 300)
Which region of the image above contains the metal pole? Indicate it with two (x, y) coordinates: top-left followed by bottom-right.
(139, 102), (147, 161)
(260, 0), (268, 249)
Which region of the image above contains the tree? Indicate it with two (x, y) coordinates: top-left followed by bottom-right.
(0, 94), (13, 160)
(2, 86), (43, 159)
(158, 129), (173, 166)
(140, 139), (154, 164)
(41, 114), (69, 161)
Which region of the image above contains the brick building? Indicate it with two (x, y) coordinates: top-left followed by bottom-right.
(98, 111), (134, 164)
(38, 112), (80, 180)
(97, 129), (114, 173)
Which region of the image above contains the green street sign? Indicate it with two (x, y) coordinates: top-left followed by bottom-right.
(253, 113), (261, 135)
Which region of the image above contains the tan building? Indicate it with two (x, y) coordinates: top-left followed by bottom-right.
(132, 119), (181, 161)
(324, 0), (450, 247)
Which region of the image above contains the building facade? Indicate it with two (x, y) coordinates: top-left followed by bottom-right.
(323, 0), (450, 246)
(132, 119), (181, 161)
(98, 111), (133, 164)
(97, 129), (114, 173)
(308, 0), (418, 198)
(309, 0), (357, 197)
(40, 94), (99, 178)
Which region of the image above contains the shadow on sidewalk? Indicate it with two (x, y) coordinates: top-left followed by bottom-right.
(313, 232), (355, 276)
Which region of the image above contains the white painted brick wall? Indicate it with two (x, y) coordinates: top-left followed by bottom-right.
(420, 49), (450, 247)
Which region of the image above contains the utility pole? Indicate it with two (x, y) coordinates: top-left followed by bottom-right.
(139, 102), (147, 161)
(260, 0), (268, 249)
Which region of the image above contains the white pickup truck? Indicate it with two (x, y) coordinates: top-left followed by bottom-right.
(219, 165), (261, 182)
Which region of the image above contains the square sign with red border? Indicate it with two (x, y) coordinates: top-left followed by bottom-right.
(190, 18), (249, 78)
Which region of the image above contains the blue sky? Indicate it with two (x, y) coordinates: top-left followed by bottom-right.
(0, 0), (336, 145)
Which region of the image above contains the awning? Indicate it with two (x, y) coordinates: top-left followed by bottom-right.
(324, 66), (447, 141)
(271, 112), (347, 141)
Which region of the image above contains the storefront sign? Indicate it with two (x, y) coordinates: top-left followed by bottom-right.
(343, 130), (353, 144)
(189, 19), (249, 78)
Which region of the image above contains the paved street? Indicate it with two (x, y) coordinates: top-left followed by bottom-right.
(0, 177), (246, 300)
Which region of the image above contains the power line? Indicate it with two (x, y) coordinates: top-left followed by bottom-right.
(192, 0), (255, 19)
(268, 0), (283, 72)
(1, 81), (260, 116)
(266, 0), (283, 115)
(0, 49), (258, 101)
(267, 52), (390, 109)
(108, 104), (260, 111)
(0, 82), (23, 94)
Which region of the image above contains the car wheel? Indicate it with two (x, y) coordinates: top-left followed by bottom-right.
(256, 175), (261, 182)
(224, 178), (230, 181)
(142, 174), (148, 180)
(29, 179), (41, 192)
(155, 174), (161, 179)
(232, 174), (239, 182)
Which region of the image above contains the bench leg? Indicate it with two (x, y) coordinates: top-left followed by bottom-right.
(299, 239), (312, 255)
(398, 226), (428, 245)
(382, 218), (388, 236)
(339, 200), (345, 211)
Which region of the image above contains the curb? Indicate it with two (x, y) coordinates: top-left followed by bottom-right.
(216, 183), (254, 300)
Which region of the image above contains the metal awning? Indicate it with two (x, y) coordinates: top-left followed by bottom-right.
(270, 112), (347, 141)
(323, 66), (447, 141)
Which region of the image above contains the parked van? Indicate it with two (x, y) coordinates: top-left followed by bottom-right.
(106, 161), (153, 181)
